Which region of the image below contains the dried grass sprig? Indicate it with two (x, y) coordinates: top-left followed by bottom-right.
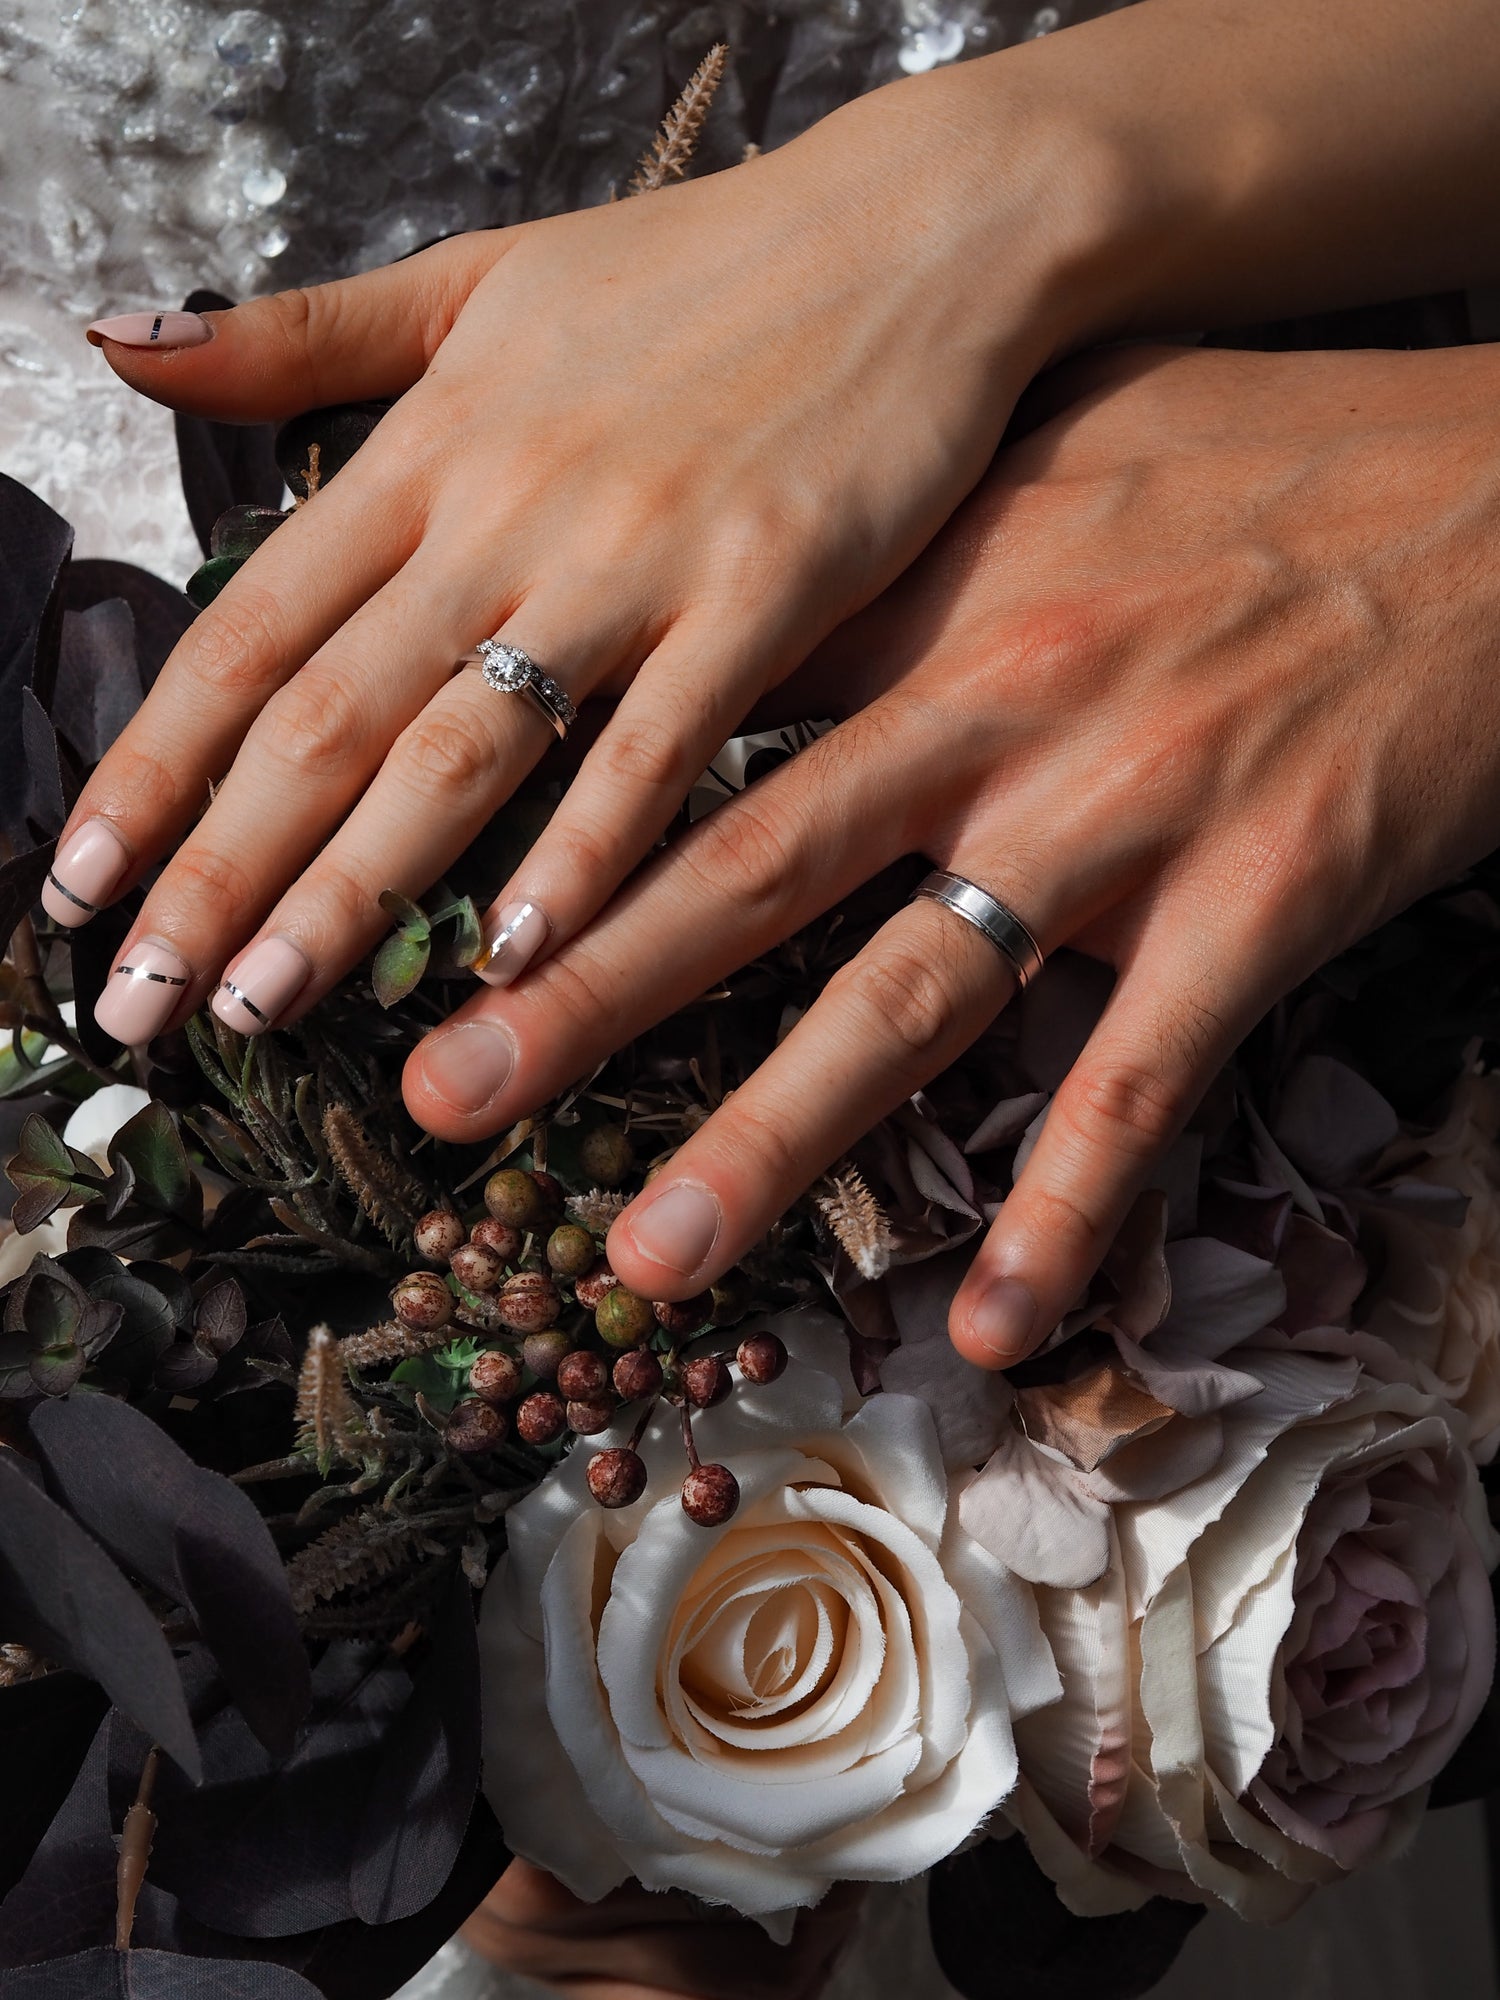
(322, 1102), (427, 1246)
(339, 1317), (456, 1369)
(286, 1508), (433, 1616)
(566, 1187), (628, 1233)
(629, 44), (727, 194)
(814, 1165), (894, 1282)
(295, 1325), (364, 1464)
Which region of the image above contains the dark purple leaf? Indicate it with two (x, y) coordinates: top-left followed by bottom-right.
(54, 600), (144, 764)
(929, 1839), (1201, 2000)
(30, 1395), (310, 1759)
(137, 1643), (409, 1936)
(22, 686), (74, 837)
(194, 1280), (246, 1357)
(108, 1105), (200, 1226)
(0, 475), (72, 838)
(175, 292), (283, 557)
(0, 1674), (108, 1905)
(63, 561), (193, 693)
(0, 842), (55, 947)
(0, 1457), (198, 1779)
(5, 1950), (324, 1999)
(350, 1574), (481, 1924)
(0, 1711), (118, 1964)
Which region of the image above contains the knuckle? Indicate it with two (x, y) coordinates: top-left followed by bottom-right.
(710, 1094), (807, 1197)
(176, 581), (289, 701)
(161, 841), (257, 920)
(1068, 1057), (1184, 1159)
(834, 946), (954, 1071)
(97, 738), (194, 824)
(260, 671), (368, 780)
(399, 709), (498, 794)
(297, 860), (371, 941)
(603, 711), (699, 798)
(684, 793), (805, 917)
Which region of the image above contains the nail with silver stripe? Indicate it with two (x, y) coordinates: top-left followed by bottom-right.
(212, 937), (312, 1037)
(41, 819), (131, 930)
(93, 938), (193, 1046)
(473, 900), (550, 989)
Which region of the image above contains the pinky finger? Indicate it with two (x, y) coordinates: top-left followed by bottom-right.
(949, 919), (1268, 1369)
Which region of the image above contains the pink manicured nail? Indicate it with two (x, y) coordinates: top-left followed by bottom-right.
(622, 1182), (722, 1278)
(86, 310), (213, 350)
(41, 818), (131, 928)
(418, 1022), (517, 1112)
(473, 901), (550, 989)
(964, 1277), (1039, 1363)
(93, 938), (193, 1046)
(213, 937), (312, 1035)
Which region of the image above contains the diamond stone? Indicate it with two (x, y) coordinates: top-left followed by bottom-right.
(479, 641), (534, 694)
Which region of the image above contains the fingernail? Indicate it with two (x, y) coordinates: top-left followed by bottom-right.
(418, 1022), (516, 1112)
(93, 938), (193, 1046)
(213, 936), (312, 1035)
(964, 1277), (1039, 1363)
(41, 819), (132, 929)
(622, 1182), (722, 1278)
(85, 310), (213, 350)
(473, 900), (550, 989)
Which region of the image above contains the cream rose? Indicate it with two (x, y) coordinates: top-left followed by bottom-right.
(1008, 1368), (1498, 1921)
(1365, 1065), (1500, 1462)
(479, 1311), (1058, 1936)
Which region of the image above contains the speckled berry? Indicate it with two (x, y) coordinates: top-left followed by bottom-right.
(446, 1398), (508, 1455)
(574, 1259), (619, 1310)
(612, 1348), (663, 1403)
(392, 1270), (453, 1332)
(516, 1390), (567, 1446)
(681, 1355), (733, 1409)
(531, 1170), (566, 1223)
(579, 1125), (636, 1189)
(566, 1395), (616, 1436)
(588, 1447), (647, 1509)
(682, 1463), (739, 1527)
(521, 1328), (571, 1380)
(596, 1286), (655, 1349)
(470, 1216), (522, 1262)
(497, 1271), (561, 1333)
(736, 1332), (788, 1385)
(653, 1294), (712, 1337)
(546, 1224), (596, 1278)
(450, 1241), (504, 1294)
(469, 1349), (522, 1405)
(484, 1168), (546, 1230)
(414, 1209), (466, 1263)
(556, 1349), (609, 1401)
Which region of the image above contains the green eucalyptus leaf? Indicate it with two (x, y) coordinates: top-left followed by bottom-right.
(17, 1269), (83, 1348)
(9, 1177), (71, 1234)
(372, 930), (431, 1009)
(108, 1103), (200, 1224)
(11, 1114), (74, 1181)
(186, 551), (244, 608)
(28, 1342), (85, 1396)
(450, 896), (483, 969)
(378, 889), (431, 940)
(210, 502), (288, 561)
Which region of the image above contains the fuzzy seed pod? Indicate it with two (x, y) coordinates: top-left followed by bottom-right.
(612, 1348), (663, 1403)
(446, 1398), (508, 1455)
(596, 1286), (655, 1350)
(497, 1271), (561, 1334)
(588, 1447), (647, 1509)
(470, 1216), (522, 1262)
(653, 1294), (712, 1337)
(470, 1348), (523, 1405)
(392, 1271), (453, 1332)
(414, 1209), (466, 1263)
(574, 1259), (619, 1310)
(681, 1355), (733, 1409)
(566, 1395), (617, 1436)
(736, 1331), (788, 1385)
(516, 1390), (567, 1446)
(521, 1328), (571, 1380)
(682, 1463), (739, 1527)
(556, 1349), (609, 1401)
(546, 1224), (597, 1278)
(450, 1241), (504, 1294)
(484, 1168), (547, 1230)
(579, 1125), (636, 1189)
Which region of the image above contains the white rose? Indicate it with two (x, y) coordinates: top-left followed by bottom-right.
(1365, 1065), (1500, 1461)
(1008, 1365), (1498, 1921)
(480, 1311), (1058, 1937)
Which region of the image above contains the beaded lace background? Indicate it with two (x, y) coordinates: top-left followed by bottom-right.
(0, 5), (1492, 1996)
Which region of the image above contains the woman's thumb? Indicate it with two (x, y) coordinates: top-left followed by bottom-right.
(84, 231), (504, 423)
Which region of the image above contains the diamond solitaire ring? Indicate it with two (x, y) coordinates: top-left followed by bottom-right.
(461, 640), (577, 741)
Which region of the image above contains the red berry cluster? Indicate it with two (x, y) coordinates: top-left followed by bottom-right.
(386, 1141), (786, 1530)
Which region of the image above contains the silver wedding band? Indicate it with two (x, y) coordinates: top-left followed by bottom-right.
(914, 870), (1044, 990)
(460, 639), (577, 741)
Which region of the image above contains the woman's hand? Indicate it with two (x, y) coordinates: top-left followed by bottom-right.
(405, 340), (1500, 1366)
(460, 1860), (862, 2000)
(49, 0), (1500, 1047)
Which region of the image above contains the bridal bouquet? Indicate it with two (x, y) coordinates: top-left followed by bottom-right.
(1, 65), (1497, 2000)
